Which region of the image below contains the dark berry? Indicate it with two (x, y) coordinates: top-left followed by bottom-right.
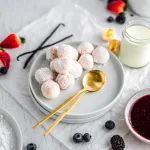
(27, 143), (37, 150)
(116, 15), (126, 24)
(0, 67), (8, 75)
(105, 120), (115, 130)
(73, 133), (83, 143)
(111, 135), (125, 150)
(123, 0), (128, 4)
(107, 0), (114, 3)
(107, 16), (114, 23)
(107, 0), (116, 3)
(83, 133), (92, 142)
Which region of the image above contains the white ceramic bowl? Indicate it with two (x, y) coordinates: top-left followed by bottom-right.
(125, 88), (150, 144)
(129, 0), (150, 17)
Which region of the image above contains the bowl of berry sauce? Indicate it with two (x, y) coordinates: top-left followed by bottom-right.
(125, 88), (150, 144)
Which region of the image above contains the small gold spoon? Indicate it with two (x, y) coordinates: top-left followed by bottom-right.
(34, 70), (106, 136)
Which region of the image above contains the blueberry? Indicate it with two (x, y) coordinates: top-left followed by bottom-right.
(0, 67), (7, 75)
(105, 120), (115, 130)
(73, 133), (83, 143)
(27, 143), (37, 150)
(116, 15), (126, 24)
(83, 133), (92, 142)
(107, 16), (114, 23)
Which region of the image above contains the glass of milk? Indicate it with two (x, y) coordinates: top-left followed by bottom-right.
(119, 19), (150, 68)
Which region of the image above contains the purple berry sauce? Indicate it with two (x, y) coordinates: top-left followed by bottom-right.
(130, 95), (150, 140)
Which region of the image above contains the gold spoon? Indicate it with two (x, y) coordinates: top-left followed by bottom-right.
(33, 70), (106, 135)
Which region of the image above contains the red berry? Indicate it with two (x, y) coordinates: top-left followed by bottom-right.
(0, 33), (25, 49)
(0, 51), (11, 69)
(107, 1), (125, 13)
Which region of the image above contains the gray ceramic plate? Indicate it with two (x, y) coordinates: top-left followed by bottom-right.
(29, 41), (124, 119)
(0, 107), (22, 149)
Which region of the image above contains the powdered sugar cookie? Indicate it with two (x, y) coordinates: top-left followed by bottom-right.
(46, 46), (58, 61)
(56, 73), (75, 89)
(92, 46), (110, 64)
(41, 80), (60, 99)
(57, 44), (78, 60)
(35, 68), (53, 84)
(50, 58), (59, 71)
(70, 60), (82, 79)
(77, 42), (94, 54)
(78, 54), (94, 70)
(54, 57), (72, 74)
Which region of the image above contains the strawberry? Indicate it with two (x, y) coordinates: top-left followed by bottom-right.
(107, 0), (125, 13)
(0, 33), (25, 49)
(0, 51), (11, 69)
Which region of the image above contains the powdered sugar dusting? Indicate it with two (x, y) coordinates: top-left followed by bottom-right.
(0, 115), (14, 150)
(78, 54), (93, 70)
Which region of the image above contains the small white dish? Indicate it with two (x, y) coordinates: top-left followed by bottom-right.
(29, 41), (124, 119)
(0, 107), (22, 149)
(125, 88), (150, 144)
(128, 0), (150, 17)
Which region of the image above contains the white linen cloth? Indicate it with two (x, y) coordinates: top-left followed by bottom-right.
(0, 1), (149, 149)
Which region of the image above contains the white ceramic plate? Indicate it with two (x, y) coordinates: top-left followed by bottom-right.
(125, 88), (150, 144)
(29, 41), (124, 119)
(29, 85), (110, 123)
(0, 107), (22, 149)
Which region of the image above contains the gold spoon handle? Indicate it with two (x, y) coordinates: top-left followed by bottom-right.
(43, 90), (88, 136)
(33, 89), (85, 128)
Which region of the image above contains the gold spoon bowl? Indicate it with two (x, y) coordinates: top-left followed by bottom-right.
(82, 70), (106, 92)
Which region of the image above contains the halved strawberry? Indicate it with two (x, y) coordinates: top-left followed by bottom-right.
(0, 51), (11, 69)
(107, 0), (125, 13)
(0, 33), (25, 49)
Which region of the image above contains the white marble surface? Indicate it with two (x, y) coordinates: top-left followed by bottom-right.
(0, 0), (150, 149)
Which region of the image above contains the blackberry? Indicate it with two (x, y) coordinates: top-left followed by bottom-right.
(105, 120), (115, 130)
(107, 16), (114, 23)
(83, 133), (92, 142)
(73, 133), (83, 143)
(110, 135), (125, 150)
(116, 15), (126, 24)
